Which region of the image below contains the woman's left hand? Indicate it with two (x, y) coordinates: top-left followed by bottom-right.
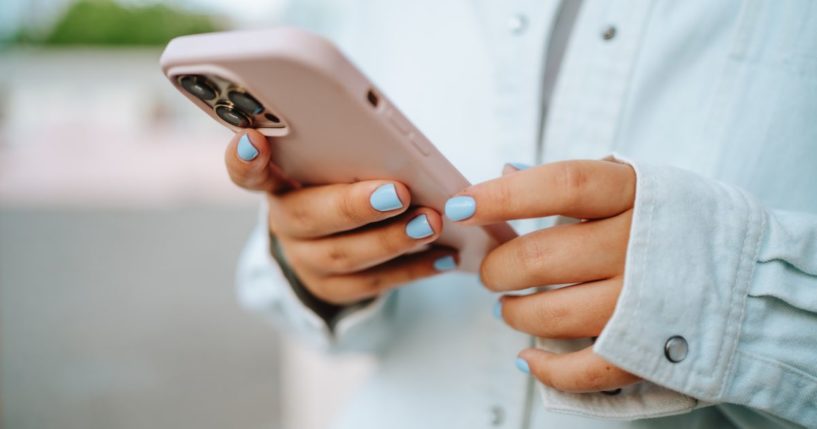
(445, 160), (641, 393)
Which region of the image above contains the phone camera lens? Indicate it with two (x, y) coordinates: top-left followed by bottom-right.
(228, 90), (264, 115)
(179, 75), (218, 101)
(264, 112), (281, 124)
(215, 104), (252, 128)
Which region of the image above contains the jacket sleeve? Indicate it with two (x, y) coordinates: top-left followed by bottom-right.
(235, 206), (398, 354)
(592, 159), (817, 427)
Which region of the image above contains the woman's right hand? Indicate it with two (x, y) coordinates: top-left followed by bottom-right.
(224, 130), (457, 305)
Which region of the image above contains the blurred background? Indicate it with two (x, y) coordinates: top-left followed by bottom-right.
(0, 1), (371, 428)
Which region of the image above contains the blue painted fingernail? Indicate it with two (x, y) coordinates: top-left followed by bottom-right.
(493, 300), (503, 319)
(445, 196), (475, 221)
(406, 214), (434, 239)
(507, 162), (531, 171)
(515, 357), (530, 374)
(433, 255), (456, 271)
(237, 134), (258, 161)
(370, 183), (403, 212)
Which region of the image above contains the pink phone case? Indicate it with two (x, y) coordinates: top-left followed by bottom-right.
(160, 27), (516, 272)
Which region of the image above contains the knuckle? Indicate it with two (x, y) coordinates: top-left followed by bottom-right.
(554, 162), (588, 205)
(487, 182), (515, 216)
(514, 237), (549, 275)
(321, 243), (354, 273)
(285, 203), (319, 237)
(337, 192), (365, 225)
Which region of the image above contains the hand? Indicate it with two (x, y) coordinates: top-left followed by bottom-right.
(226, 130), (457, 305)
(445, 160), (640, 393)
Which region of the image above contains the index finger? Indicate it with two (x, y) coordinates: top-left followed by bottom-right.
(444, 160), (635, 225)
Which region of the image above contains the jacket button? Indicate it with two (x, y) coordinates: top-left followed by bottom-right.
(489, 405), (505, 426)
(664, 336), (689, 363)
(601, 25), (617, 40)
(507, 14), (528, 35)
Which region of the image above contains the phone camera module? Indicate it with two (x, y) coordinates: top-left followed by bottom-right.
(215, 104), (252, 128)
(179, 75), (218, 101)
(228, 90), (264, 115)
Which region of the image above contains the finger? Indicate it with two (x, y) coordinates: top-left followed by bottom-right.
(445, 160), (635, 224)
(284, 208), (442, 275)
(498, 277), (622, 339)
(303, 247), (459, 305)
(268, 180), (412, 238)
(480, 210), (631, 291)
(225, 130), (296, 192)
(502, 162), (532, 176)
(518, 347), (640, 393)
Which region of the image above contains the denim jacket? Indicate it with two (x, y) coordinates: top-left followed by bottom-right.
(237, 1), (817, 427)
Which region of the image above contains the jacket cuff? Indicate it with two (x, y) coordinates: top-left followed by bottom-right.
(534, 337), (703, 420)
(594, 158), (765, 402)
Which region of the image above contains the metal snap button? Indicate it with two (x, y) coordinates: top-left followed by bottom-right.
(489, 405), (505, 426)
(664, 335), (689, 363)
(601, 25), (617, 41)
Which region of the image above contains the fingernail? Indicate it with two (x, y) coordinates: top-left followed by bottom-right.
(237, 134), (258, 161)
(406, 214), (434, 239)
(515, 357), (530, 374)
(444, 196), (475, 221)
(433, 255), (457, 271)
(370, 183), (403, 212)
(493, 300), (503, 319)
(506, 162), (531, 171)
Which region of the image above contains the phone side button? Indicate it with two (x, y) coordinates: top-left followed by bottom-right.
(408, 133), (431, 156)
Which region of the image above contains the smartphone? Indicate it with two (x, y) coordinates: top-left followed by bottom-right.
(160, 27), (516, 272)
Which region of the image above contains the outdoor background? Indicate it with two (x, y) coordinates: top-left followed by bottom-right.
(0, 1), (372, 428)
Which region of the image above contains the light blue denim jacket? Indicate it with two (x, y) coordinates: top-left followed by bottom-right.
(237, 1), (817, 428)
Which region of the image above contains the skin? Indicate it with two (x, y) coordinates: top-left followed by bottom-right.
(455, 159), (641, 392)
(225, 130), (638, 392)
(225, 130), (456, 305)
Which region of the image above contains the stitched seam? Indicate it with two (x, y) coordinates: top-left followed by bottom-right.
(710, 187), (750, 395)
(737, 349), (817, 385)
(605, 166), (665, 385)
(717, 189), (764, 397)
(539, 383), (698, 421)
(539, 403), (697, 421)
(631, 165), (654, 375)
